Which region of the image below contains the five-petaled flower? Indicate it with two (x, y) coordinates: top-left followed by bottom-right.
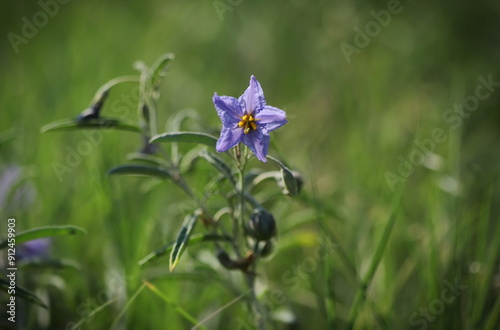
(213, 75), (287, 162)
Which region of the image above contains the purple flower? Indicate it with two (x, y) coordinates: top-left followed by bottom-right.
(213, 76), (287, 162)
(18, 238), (51, 260)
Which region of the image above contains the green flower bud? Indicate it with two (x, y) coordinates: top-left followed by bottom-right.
(278, 170), (303, 196)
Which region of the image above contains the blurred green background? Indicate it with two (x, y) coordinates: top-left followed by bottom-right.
(1, 0), (500, 329)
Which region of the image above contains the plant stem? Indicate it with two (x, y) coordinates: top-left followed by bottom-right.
(95, 76), (140, 99)
(235, 148), (265, 329)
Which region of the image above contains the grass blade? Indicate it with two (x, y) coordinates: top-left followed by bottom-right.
(0, 278), (48, 308)
(0, 225), (86, 249)
(347, 183), (405, 327)
(69, 298), (116, 330)
(109, 283), (146, 329)
(144, 281), (204, 328)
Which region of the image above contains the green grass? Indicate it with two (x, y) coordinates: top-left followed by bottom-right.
(1, 0), (500, 329)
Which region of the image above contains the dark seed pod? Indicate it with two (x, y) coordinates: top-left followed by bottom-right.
(247, 209), (276, 241)
(259, 241), (274, 258)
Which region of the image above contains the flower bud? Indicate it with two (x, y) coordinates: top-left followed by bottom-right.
(247, 209), (276, 241)
(278, 170), (303, 196)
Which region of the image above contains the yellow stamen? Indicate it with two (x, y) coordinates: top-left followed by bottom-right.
(238, 114), (258, 134)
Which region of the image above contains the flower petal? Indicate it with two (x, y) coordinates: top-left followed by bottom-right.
(242, 129), (269, 162)
(256, 105), (288, 132)
(239, 76), (266, 115)
(213, 93), (243, 126)
(216, 126), (244, 152)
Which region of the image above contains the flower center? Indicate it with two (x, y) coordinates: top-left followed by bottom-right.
(238, 114), (258, 134)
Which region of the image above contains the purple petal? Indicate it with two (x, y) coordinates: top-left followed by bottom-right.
(242, 129), (270, 162)
(213, 93), (243, 126)
(18, 238), (51, 260)
(216, 126), (244, 152)
(256, 105), (288, 132)
(239, 76), (266, 115)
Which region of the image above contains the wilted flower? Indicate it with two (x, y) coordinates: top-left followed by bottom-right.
(213, 76), (287, 162)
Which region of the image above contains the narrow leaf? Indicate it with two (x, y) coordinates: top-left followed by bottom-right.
(19, 258), (81, 271)
(199, 150), (236, 186)
(108, 165), (175, 180)
(267, 156), (299, 196)
(139, 234), (231, 266)
(126, 153), (169, 167)
(150, 53), (175, 89)
(41, 118), (141, 133)
(169, 213), (199, 272)
(150, 132), (217, 148)
(0, 225), (86, 249)
(0, 278), (48, 308)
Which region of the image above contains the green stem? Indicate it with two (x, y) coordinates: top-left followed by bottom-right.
(237, 163), (246, 244)
(94, 76), (140, 99)
(235, 148), (265, 329)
